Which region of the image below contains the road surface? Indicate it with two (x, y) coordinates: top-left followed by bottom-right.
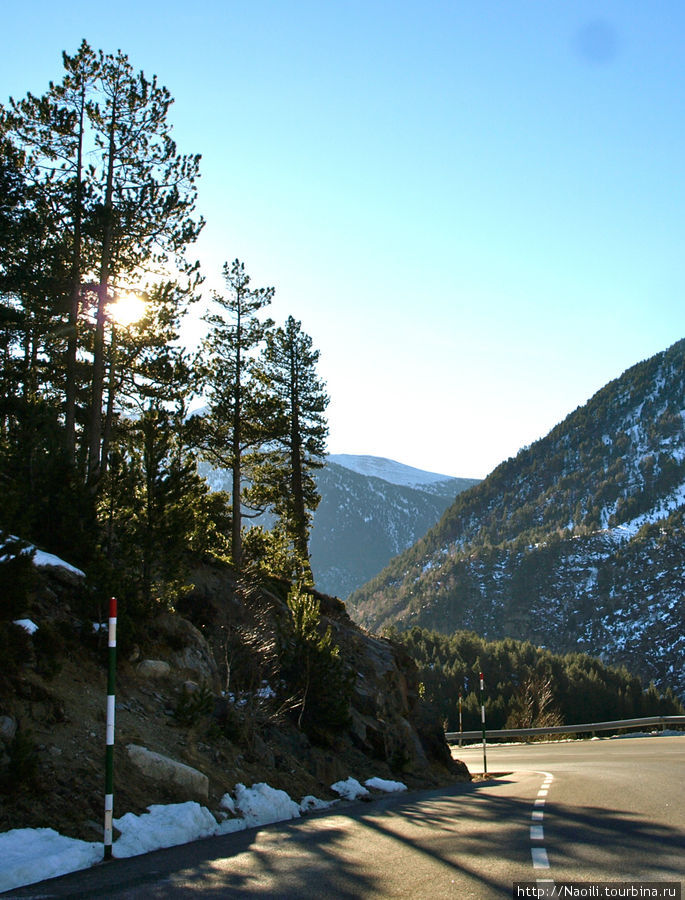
(454, 734), (684, 887)
(3, 735), (683, 898)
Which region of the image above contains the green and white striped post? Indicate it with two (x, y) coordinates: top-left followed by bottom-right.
(479, 671), (488, 775)
(104, 597), (117, 860)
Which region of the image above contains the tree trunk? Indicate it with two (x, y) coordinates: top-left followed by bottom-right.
(65, 82), (86, 465)
(231, 305), (243, 568)
(87, 89), (117, 491)
(289, 348), (311, 572)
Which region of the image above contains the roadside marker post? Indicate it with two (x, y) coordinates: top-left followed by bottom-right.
(458, 690), (463, 747)
(104, 597), (117, 860)
(479, 671), (487, 774)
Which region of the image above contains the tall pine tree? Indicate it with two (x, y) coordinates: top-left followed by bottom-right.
(197, 260), (275, 569)
(251, 316), (328, 579)
(85, 47), (203, 489)
(3, 41), (204, 489)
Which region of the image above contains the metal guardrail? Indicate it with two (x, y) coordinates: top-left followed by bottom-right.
(445, 715), (685, 744)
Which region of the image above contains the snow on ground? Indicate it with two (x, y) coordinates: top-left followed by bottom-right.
(606, 479), (685, 543)
(231, 782), (300, 827)
(31, 548), (86, 577)
(113, 802), (219, 858)
(330, 777), (370, 800)
(0, 829), (102, 894)
(0, 535), (86, 578)
(364, 777), (407, 793)
(299, 795), (338, 812)
(12, 619), (38, 635)
(610, 729), (685, 739)
(0, 777), (407, 892)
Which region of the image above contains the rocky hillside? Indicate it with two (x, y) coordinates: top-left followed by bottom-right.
(348, 339), (685, 698)
(0, 549), (467, 842)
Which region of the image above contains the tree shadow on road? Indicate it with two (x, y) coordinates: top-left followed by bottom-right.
(3, 778), (682, 898)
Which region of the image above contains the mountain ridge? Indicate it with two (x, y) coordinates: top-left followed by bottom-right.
(326, 454), (461, 487)
(200, 454), (480, 599)
(309, 460), (478, 597)
(347, 338), (685, 697)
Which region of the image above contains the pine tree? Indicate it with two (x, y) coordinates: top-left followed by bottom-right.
(197, 260), (275, 569)
(85, 47), (203, 489)
(0, 129), (86, 554)
(3, 42), (203, 489)
(251, 316), (329, 580)
(99, 359), (228, 614)
(278, 584), (352, 737)
(6, 41), (99, 464)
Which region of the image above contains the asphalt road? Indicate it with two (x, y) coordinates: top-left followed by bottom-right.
(3, 736), (683, 898)
(455, 734), (684, 887)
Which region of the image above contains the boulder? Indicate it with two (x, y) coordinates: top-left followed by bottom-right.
(0, 715), (17, 743)
(154, 613), (220, 690)
(136, 659), (171, 679)
(126, 744), (209, 800)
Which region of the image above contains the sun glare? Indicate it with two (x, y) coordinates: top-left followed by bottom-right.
(109, 293), (147, 327)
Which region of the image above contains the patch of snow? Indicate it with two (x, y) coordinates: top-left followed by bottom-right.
(364, 777), (407, 793)
(330, 777), (370, 800)
(0, 536), (85, 578)
(299, 795), (338, 812)
(233, 782), (301, 826)
(216, 817), (249, 835)
(114, 802), (218, 858)
(219, 793), (236, 815)
(0, 829), (101, 893)
(32, 549), (86, 577)
(605, 479), (685, 543)
(610, 730), (685, 740)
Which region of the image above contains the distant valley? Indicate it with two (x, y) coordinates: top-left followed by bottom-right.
(201, 455), (479, 599)
(310, 456), (479, 597)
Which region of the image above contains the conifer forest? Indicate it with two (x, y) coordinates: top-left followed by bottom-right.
(0, 42), (329, 630)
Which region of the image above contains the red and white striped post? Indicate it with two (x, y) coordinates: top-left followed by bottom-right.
(104, 597), (117, 860)
(479, 671), (488, 775)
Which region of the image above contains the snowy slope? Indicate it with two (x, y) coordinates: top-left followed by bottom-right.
(348, 338), (685, 698)
(310, 463), (476, 597)
(327, 454), (456, 488)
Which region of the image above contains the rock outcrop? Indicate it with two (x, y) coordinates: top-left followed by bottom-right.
(126, 744), (209, 800)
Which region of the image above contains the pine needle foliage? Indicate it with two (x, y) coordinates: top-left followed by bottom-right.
(278, 584), (352, 740)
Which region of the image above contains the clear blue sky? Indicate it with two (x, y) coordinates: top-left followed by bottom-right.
(3, 1), (684, 478)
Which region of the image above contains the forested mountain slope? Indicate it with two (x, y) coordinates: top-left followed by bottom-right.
(201, 455), (479, 599)
(310, 459), (477, 597)
(348, 339), (685, 697)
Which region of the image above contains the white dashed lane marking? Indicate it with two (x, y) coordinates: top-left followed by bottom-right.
(532, 847), (550, 868)
(531, 772), (554, 878)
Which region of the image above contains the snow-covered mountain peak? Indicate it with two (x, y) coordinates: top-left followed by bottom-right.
(327, 454), (455, 488)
